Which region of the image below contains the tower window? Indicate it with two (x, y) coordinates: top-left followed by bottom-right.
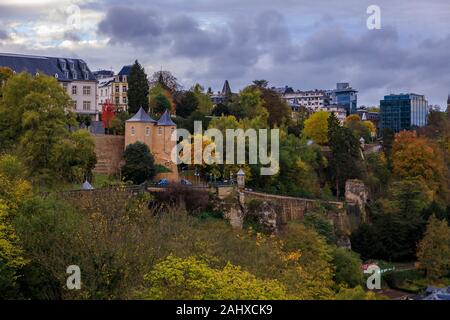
(145, 127), (150, 136)
(158, 127), (162, 135)
(131, 127), (135, 136)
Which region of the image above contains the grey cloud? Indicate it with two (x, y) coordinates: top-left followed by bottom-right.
(0, 30), (8, 40)
(98, 6), (163, 45)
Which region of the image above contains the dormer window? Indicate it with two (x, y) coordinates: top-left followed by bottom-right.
(83, 71), (89, 80)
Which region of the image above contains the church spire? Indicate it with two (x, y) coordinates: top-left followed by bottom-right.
(222, 80), (232, 97)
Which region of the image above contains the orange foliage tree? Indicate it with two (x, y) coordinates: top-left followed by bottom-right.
(391, 131), (447, 200)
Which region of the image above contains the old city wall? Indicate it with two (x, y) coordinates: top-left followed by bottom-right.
(92, 134), (125, 175)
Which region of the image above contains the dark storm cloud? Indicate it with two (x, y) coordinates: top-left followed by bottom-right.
(98, 6), (164, 44)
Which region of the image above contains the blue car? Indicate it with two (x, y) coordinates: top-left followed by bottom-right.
(156, 179), (169, 186)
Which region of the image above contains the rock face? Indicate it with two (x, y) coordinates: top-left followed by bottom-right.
(256, 201), (278, 233)
(345, 179), (368, 222)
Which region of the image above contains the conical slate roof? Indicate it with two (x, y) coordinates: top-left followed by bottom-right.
(82, 180), (94, 190)
(222, 80), (232, 96)
(157, 109), (176, 126)
(126, 107), (156, 123)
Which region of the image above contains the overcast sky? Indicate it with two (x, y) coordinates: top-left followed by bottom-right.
(0, 0), (449, 107)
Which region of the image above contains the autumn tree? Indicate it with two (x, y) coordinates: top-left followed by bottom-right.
(417, 215), (450, 281)
(304, 111), (329, 145)
(344, 114), (372, 142)
(391, 131), (447, 201)
(101, 100), (115, 133)
(142, 255), (288, 300)
(127, 60), (149, 114)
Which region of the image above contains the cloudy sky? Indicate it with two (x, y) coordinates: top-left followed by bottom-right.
(0, 0), (449, 107)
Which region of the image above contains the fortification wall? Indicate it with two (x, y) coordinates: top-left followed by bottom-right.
(92, 134), (125, 176)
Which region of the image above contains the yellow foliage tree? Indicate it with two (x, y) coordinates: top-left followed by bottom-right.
(303, 111), (330, 145)
(142, 255), (288, 299)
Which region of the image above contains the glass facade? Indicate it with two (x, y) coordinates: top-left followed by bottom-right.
(380, 94), (429, 132)
(328, 83), (358, 114)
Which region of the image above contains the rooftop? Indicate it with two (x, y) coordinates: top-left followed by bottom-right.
(0, 52), (96, 81)
(126, 107), (156, 123)
(157, 109), (176, 126)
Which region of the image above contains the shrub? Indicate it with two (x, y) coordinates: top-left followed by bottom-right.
(121, 142), (155, 184)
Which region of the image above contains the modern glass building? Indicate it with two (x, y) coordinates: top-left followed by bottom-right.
(380, 93), (429, 132)
(327, 83), (358, 114)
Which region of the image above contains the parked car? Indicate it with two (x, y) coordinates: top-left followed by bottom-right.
(156, 179), (169, 186)
(180, 178), (193, 185)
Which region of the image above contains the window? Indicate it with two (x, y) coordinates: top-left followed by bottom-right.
(72, 85), (77, 95)
(158, 127), (163, 135)
(115, 85), (120, 93)
(83, 86), (91, 95)
(131, 126), (135, 136)
(123, 97), (127, 104)
(145, 127), (150, 136)
(63, 83), (68, 91)
(83, 101), (91, 111)
(72, 100), (77, 110)
(115, 97), (120, 105)
(122, 85), (127, 92)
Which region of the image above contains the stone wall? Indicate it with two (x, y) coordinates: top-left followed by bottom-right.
(345, 179), (368, 223)
(243, 191), (351, 233)
(92, 134), (125, 175)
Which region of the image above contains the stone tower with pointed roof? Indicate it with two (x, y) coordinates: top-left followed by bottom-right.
(125, 108), (178, 181)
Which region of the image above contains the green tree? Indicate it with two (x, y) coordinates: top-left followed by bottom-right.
(142, 255), (288, 299)
(176, 91), (199, 118)
(0, 67), (13, 97)
(416, 215), (450, 281)
(331, 247), (364, 288)
(0, 154), (32, 298)
(328, 112), (362, 198)
(121, 142), (155, 184)
(51, 130), (97, 182)
(152, 93), (171, 116)
(127, 60), (149, 113)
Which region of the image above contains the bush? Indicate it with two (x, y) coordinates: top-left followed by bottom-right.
(331, 247), (364, 288)
(121, 142), (155, 184)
